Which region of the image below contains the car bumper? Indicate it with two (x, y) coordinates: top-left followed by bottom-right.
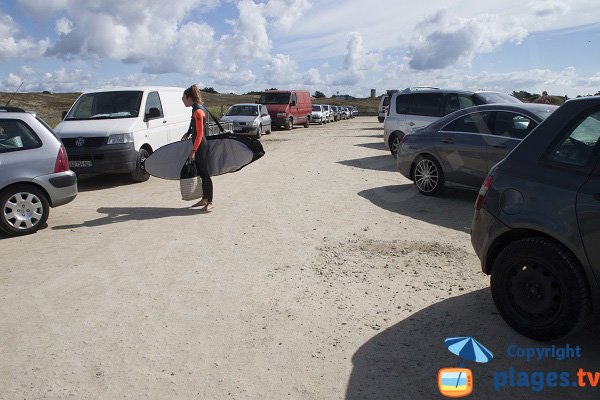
(310, 115), (324, 122)
(64, 143), (137, 174)
(271, 118), (289, 127)
(33, 170), (78, 207)
(471, 207), (511, 274)
(396, 150), (413, 179)
(233, 126), (260, 135)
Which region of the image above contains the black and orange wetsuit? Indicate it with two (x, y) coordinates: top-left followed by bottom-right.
(190, 103), (213, 202)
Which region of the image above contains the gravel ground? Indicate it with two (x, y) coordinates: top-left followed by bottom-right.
(1, 117), (599, 399)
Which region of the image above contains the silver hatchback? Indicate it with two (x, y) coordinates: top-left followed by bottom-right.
(0, 107), (77, 236)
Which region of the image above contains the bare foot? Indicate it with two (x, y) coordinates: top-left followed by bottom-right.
(191, 197), (208, 207)
(201, 203), (214, 212)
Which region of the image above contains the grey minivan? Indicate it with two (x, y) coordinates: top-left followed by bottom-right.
(0, 107), (77, 236)
(471, 96), (600, 340)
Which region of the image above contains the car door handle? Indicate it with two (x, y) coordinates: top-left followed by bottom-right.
(441, 138), (454, 144)
(492, 143), (506, 149)
(408, 122), (415, 126)
(163, 120), (167, 124)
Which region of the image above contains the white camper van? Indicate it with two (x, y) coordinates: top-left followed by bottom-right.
(54, 87), (190, 181)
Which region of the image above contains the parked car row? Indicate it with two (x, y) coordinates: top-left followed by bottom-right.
(386, 86), (600, 341)
(310, 104), (357, 124)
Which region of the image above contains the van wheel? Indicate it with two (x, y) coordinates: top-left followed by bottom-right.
(304, 118), (310, 128)
(131, 148), (150, 182)
(0, 184), (49, 236)
(378, 117), (385, 123)
(286, 118), (293, 130)
(389, 133), (404, 156)
(491, 237), (591, 340)
(255, 125), (262, 139)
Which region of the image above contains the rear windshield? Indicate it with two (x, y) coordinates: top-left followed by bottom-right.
(312, 105), (322, 111)
(65, 91), (143, 120)
(226, 105), (259, 116)
(474, 92), (521, 105)
(259, 92), (291, 104)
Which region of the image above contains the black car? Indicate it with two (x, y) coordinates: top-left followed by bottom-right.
(397, 103), (557, 195)
(471, 96), (600, 340)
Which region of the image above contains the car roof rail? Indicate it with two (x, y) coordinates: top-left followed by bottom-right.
(0, 106), (26, 112)
(400, 86), (441, 93)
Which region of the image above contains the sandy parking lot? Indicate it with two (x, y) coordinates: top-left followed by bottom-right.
(1, 117), (599, 399)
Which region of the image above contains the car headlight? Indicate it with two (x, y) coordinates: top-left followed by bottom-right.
(277, 113), (287, 117)
(107, 133), (134, 144)
(253, 119), (260, 126)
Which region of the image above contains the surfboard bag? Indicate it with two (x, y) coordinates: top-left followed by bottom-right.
(206, 133), (265, 176)
(180, 160), (203, 201)
(203, 108), (265, 176)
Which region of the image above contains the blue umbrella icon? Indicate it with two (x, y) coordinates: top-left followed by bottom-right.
(444, 337), (493, 389)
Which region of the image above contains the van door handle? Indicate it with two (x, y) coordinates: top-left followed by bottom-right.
(409, 122), (415, 126)
(163, 120), (167, 124)
(441, 138), (454, 144)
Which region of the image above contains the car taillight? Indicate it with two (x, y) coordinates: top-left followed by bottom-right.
(475, 175), (493, 210)
(54, 145), (70, 173)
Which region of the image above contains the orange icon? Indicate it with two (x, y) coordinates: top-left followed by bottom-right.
(438, 368), (473, 398)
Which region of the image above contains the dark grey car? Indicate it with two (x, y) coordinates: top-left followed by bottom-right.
(471, 96), (600, 340)
(397, 103), (557, 195)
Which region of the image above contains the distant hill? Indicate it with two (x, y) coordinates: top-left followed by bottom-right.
(0, 91), (380, 128)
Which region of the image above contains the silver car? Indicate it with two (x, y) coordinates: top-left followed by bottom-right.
(220, 103), (271, 139)
(0, 107), (77, 236)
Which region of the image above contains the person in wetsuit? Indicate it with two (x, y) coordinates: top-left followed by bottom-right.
(182, 85), (214, 212)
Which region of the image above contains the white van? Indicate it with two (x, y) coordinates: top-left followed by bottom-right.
(54, 86), (190, 181)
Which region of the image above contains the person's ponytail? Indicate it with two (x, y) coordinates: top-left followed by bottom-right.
(183, 85), (203, 105)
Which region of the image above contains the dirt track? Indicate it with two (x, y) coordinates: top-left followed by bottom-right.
(1, 117), (599, 399)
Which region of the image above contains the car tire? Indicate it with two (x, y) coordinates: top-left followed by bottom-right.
(413, 155), (445, 196)
(286, 118), (293, 130)
(388, 132), (404, 156)
(255, 125), (262, 139)
(0, 184), (50, 236)
(490, 237), (591, 341)
(131, 148), (150, 182)
(304, 118), (310, 128)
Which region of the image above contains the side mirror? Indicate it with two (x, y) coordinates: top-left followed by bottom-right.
(290, 101), (296, 107)
(145, 107), (161, 120)
(61, 111), (68, 120)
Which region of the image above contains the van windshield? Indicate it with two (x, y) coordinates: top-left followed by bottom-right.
(65, 91), (143, 120)
(226, 105), (259, 116)
(259, 92), (291, 104)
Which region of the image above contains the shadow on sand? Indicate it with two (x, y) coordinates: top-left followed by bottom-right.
(346, 289), (600, 400)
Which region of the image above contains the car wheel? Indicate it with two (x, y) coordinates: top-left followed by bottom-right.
(131, 148), (150, 182)
(388, 133), (404, 156)
(490, 237), (591, 341)
(286, 118), (293, 130)
(304, 118), (310, 128)
(0, 184), (50, 236)
(413, 155), (445, 196)
(255, 125), (262, 139)
(378, 117), (384, 123)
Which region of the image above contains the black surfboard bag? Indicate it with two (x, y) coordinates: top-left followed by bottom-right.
(203, 109), (265, 176)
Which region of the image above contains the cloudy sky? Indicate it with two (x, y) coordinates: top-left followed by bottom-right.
(1, 0), (599, 97)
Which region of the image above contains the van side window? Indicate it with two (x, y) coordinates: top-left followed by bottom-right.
(444, 94), (475, 115)
(0, 119), (42, 153)
(546, 111), (600, 167)
(408, 93), (444, 117)
(395, 95), (409, 114)
(145, 92), (164, 119)
(291, 93), (297, 105)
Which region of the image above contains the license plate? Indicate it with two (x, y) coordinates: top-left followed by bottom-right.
(69, 160), (92, 167)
